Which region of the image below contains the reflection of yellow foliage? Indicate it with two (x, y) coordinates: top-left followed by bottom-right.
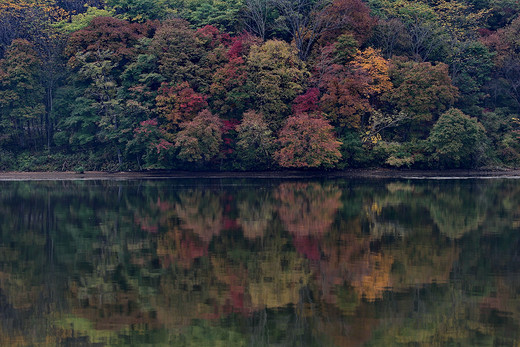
(385, 182), (415, 193)
(248, 270), (309, 309)
(370, 201), (382, 215)
(248, 242), (311, 309)
(54, 315), (121, 344)
(352, 253), (393, 302)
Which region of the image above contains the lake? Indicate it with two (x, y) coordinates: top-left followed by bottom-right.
(0, 177), (519, 346)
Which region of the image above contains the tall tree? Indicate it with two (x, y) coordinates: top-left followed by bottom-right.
(242, 0), (272, 39)
(66, 16), (158, 71)
(105, 0), (173, 21)
(75, 50), (125, 166)
(0, 39), (45, 148)
(178, 0), (244, 33)
(209, 33), (261, 118)
(246, 39), (308, 130)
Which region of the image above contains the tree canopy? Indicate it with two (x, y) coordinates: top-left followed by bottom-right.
(0, 0), (518, 171)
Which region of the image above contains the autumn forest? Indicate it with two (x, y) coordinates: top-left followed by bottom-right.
(0, 0), (519, 171)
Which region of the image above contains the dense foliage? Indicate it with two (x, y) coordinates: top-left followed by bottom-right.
(0, 0), (519, 171)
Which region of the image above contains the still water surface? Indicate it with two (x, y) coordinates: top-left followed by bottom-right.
(0, 178), (519, 346)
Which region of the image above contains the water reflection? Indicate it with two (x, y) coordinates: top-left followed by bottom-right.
(0, 178), (519, 345)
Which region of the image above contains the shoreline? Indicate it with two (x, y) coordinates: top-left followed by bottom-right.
(0, 168), (519, 180)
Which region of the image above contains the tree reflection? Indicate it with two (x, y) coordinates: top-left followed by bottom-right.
(275, 182), (342, 236)
(0, 179), (519, 345)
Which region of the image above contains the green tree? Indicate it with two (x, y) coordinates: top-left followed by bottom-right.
(105, 0), (174, 21)
(126, 118), (173, 169)
(178, 0), (244, 33)
(75, 50), (125, 167)
(428, 108), (486, 168)
(448, 41), (494, 114)
(53, 6), (115, 33)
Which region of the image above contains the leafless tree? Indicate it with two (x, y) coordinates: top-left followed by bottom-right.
(501, 55), (520, 109)
(273, 0), (350, 61)
(370, 18), (410, 59)
(408, 19), (446, 62)
(243, 0), (272, 40)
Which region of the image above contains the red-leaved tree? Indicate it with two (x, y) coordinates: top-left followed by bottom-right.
(274, 114), (342, 168)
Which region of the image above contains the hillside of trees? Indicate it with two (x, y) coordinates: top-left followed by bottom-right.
(0, 0), (519, 171)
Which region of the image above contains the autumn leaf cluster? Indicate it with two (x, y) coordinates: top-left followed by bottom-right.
(0, 0), (519, 171)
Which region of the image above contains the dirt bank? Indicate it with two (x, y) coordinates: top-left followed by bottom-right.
(0, 169), (519, 180)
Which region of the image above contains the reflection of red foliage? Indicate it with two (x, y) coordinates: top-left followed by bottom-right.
(134, 216), (159, 233)
(155, 197), (174, 212)
(176, 235), (208, 266)
(293, 235), (321, 261)
(134, 198), (175, 233)
(158, 231), (209, 269)
(223, 217), (239, 230)
(222, 282), (246, 316)
(230, 284), (245, 309)
(318, 225), (372, 304)
(276, 183), (342, 236)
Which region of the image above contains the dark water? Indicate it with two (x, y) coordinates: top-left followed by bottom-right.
(0, 178), (519, 346)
